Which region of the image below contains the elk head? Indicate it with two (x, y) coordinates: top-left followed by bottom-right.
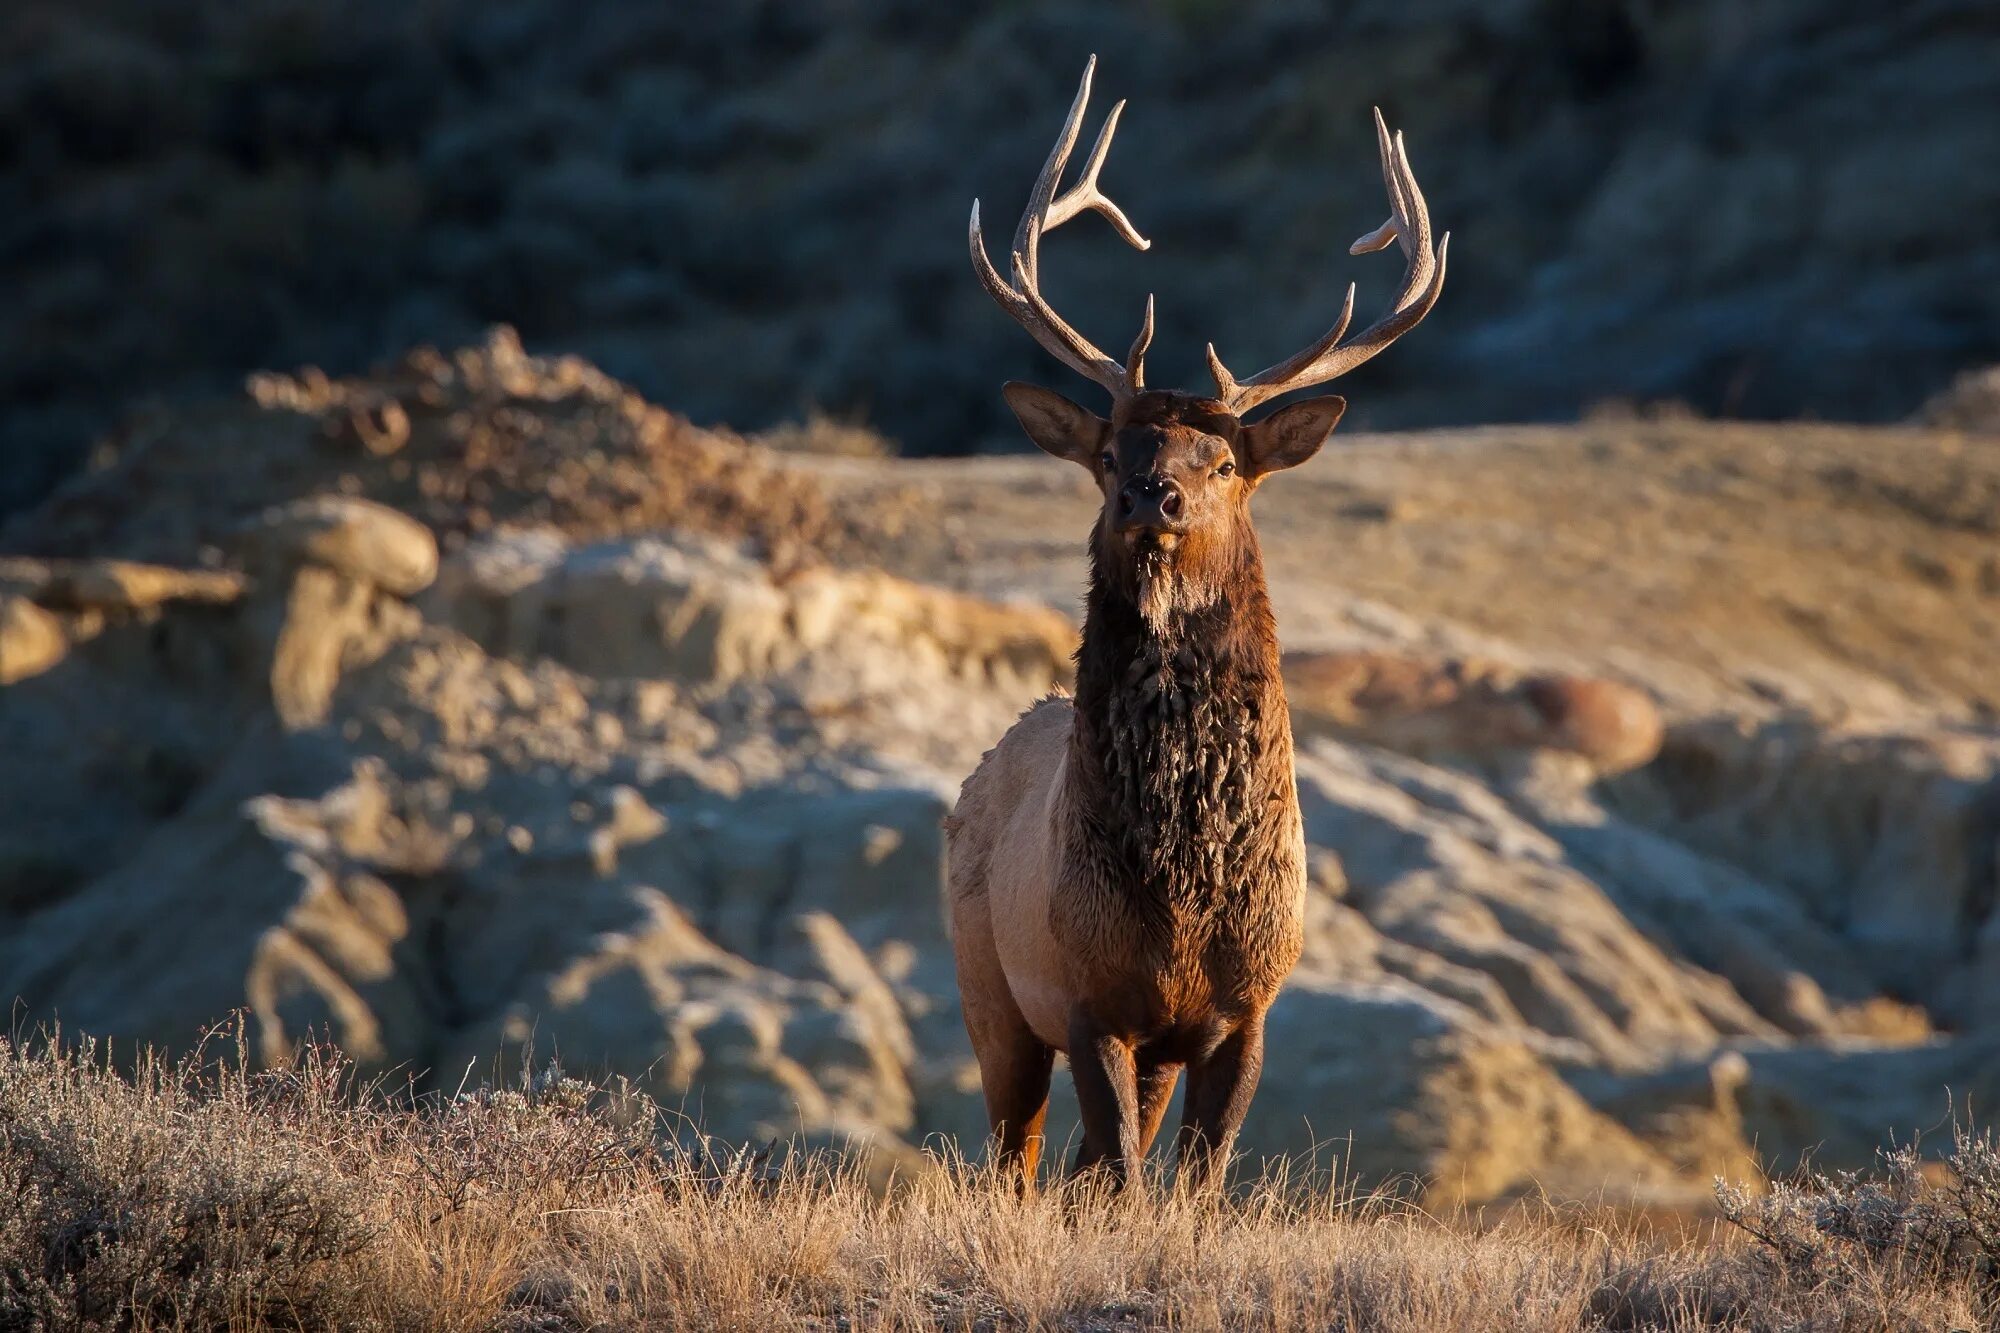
(970, 57), (1448, 629)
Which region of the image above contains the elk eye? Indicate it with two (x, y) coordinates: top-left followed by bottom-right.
(1216, 460), (1236, 478)
(1099, 450), (1116, 472)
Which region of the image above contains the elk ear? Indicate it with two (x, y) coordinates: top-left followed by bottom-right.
(1241, 395), (1347, 478)
(1002, 382), (1107, 468)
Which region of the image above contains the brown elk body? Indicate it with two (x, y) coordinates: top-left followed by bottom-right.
(947, 58), (1448, 1188)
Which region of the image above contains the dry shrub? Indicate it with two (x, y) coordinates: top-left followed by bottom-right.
(0, 1030), (378, 1331)
(1717, 1125), (2000, 1320)
(1, 1027), (1995, 1331)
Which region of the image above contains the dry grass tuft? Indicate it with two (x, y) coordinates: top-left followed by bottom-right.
(1, 1028), (1993, 1331)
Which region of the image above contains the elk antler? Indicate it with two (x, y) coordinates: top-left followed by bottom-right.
(970, 56), (1154, 404)
(1205, 108), (1450, 417)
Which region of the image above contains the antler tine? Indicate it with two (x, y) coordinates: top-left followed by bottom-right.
(965, 204), (1122, 388)
(1012, 55), (1096, 292)
(1046, 99), (1152, 252)
(1126, 294), (1155, 391)
(968, 56), (1153, 404)
(1204, 283), (1355, 410)
(1208, 108), (1448, 416)
(1356, 115), (1434, 281)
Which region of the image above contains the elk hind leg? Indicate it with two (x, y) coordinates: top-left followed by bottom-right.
(1176, 1015), (1265, 1190)
(975, 1021), (1054, 1186)
(955, 917), (1052, 1183)
(1072, 1057), (1179, 1176)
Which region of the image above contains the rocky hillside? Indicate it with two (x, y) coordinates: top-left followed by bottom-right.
(3, 331), (1998, 1206)
(6, 0), (1999, 514)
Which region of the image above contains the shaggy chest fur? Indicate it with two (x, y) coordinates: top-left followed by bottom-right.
(1095, 637), (1272, 905)
(1055, 567), (1306, 1019)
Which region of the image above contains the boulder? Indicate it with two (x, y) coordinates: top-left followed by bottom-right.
(428, 527), (1075, 699)
(1285, 650), (1663, 775)
(431, 532), (799, 683)
(231, 504), (436, 728)
(243, 496), (439, 596)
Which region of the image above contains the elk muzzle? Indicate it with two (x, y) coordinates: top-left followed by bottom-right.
(1116, 474), (1186, 536)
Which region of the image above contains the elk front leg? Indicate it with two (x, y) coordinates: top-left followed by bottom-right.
(1176, 1014), (1265, 1190)
(1067, 1012), (1142, 1187)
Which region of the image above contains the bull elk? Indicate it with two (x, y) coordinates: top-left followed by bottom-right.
(946, 57), (1448, 1189)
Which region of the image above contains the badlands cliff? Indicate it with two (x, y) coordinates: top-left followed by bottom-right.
(3, 329), (1997, 1205)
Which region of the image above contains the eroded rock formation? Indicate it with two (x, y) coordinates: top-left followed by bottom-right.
(3, 336), (1995, 1208)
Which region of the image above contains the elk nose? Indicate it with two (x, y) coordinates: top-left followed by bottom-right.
(1116, 475), (1185, 533)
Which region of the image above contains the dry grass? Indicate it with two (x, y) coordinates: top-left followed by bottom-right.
(1, 1029), (1994, 1332)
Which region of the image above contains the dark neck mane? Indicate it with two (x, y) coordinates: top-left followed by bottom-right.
(1069, 529), (1293, 906)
